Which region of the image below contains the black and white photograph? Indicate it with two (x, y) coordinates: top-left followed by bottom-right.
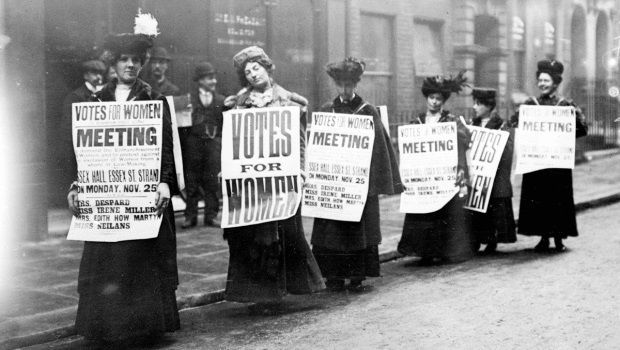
(1, 0), (619, 349)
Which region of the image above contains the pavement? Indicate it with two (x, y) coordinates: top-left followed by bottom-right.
(1, 149), (620, 349)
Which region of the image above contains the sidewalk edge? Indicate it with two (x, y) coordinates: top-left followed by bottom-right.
(6, 192), (620, 349)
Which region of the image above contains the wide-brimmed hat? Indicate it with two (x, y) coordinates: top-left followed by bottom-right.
(421, 70), (468, 100)
(193, 61), (216, 81)
(81, 60), (106, 74)
(325, 57), (365, 83)
(536, 59), (564, 84)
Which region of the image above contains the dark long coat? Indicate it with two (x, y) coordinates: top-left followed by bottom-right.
(470, 112), (516, 243)
(398, 110), (476, 262)
(184, 90), (226, 222)
(223, 84), (325, 303)
(310, 95), (403, 279)
(75, 78), (180, 341)
(512, 94), (588, 238)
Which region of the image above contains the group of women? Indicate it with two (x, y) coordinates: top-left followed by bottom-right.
(67, 34), (588, 346)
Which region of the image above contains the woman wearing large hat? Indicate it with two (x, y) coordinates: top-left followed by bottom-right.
(67, 13), (180, 345)
(310, 57), (402, 292)
(470, 87), (517, 253)
(222, 46), (325, 314)
(511, 59), (588, 252)
(397, 72), (475, 265)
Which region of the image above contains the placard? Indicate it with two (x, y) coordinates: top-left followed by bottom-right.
(67, 101), (164, 242)
(464, 126), (509, 213)
(302, 112), (375, 221)
(221, 106), (302, 228)
(399, 122), (459, 213)
(514, 105), (576, 174)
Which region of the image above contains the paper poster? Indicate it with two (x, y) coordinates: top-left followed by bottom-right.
(172, 94), (192, 127)
(67, 101), (164, 242)
(464, 126), (509, 213)
(514, 105), (576, 174)
(302, 112), (375, 221)
(399, 122), (459, 213)
(221, 106), (302, 228)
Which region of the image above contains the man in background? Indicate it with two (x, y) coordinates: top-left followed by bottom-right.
(147, 46), (180, 96)
(182, 62), (224, 228)
(62, 60), (107, 180)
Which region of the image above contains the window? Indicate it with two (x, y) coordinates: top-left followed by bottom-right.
(413, 20), (444, 76)
(357, 13), (394, 108)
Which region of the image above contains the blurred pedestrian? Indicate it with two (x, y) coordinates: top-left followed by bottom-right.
(511, 59), (588, 252)
(66, 13), (180, 346)
(182, 62), (224, 228)
(397, 72), (474, 265)
(223, 46), (324, 315)
(469, 87), (516, 253)
(310, 57), (402, 292)
(146, 46), (180, 96)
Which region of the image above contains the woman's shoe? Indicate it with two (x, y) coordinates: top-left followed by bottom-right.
(483, 241), (497, 254)
(348, 279), (373, 293)
(554, 237), (567, 252)
(534, 237), (550, 252)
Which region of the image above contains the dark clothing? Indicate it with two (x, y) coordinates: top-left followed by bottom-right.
(311, 95), (403, 280)
(61, 84), (100, 183)
(149, 76), (180, 97)
(398, 110), (475, 262)
(184, 90), (225, 222)
(76, 78), (180, 341)
(470, 112), (517, 244)
(513, 94), (587, 238)
(400, 196), (475, 262)
(223, 84), (324, 303)
(225, 210), (324, 303)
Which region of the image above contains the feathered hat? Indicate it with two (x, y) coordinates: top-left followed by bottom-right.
(103, 10), (159, 64)
(421, 70), (469, 100)
(326, 57), (366, 84)
(536, 59), (564, 84)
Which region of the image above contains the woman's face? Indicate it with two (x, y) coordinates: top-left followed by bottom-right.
(337, 81), (357, 101)
(244, 61), (270, 90)
(114, 53), (142, 84)
(473, 99), (491, 118)
(426, 93), (445, 113)
(537, 72), (558, 96)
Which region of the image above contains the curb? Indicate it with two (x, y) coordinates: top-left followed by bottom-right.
(5, 191), (620, 350)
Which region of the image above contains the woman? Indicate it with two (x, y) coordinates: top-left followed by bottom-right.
(397, 72), (473, 265)
(512, 59), (588, 252)
(310, 57), (402, 292)
(470, 87), (516, 253)
(66, 22), (180, 345)
(223, 46), (324, 314)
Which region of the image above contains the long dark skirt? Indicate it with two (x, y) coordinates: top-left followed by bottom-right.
(471, 197), (517, 244)
(398, 196), (475, 263)
(75, 205), (180, 342)
(223, 210), (325, 303)
(311, 195), (381, 279)
(312, 245), (380, 280)
(518, 168), (578, 238)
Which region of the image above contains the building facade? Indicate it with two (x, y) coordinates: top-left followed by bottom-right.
(1, 0), (618, 240)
